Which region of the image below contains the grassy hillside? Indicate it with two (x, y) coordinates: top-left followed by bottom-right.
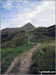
(28, 25), (55, 43)
(30, 41), (55, 74)
(1, 24), (55, 48)
(1, 31), (28, 48)
(1, 24), (55, 74)
(1, 43), (34, 73)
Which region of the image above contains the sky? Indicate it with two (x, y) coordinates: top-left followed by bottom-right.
(0, 0), (55, 29)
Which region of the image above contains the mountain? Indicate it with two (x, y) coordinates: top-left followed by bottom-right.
(20, 23), (35, 31)
(1, 23), (35, 34)
(1, 23), (35, 43)
(1, 23), (35, 48)
(1, 24), (55, 48)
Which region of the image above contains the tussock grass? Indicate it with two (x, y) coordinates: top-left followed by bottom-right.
(1, 43), (33, 73)
(30, 42), (55, 74)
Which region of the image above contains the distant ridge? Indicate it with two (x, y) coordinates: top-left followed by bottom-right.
(1, 23), (35, 32)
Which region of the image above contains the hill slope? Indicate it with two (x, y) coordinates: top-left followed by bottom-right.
(1, 24), (55, 74)
(1, 24), (55, 48)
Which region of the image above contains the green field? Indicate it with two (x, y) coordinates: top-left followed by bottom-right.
(30, 41), (55, 74)
(1, 43), (33, 73)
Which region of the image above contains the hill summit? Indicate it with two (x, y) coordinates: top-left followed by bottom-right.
(20, 23), (35, 31)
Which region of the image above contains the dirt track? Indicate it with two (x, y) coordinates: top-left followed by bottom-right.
(5, 44), (40, 74)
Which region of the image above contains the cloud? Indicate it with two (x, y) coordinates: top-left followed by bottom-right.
(31, 1), (55, 27)
(2, 0), (13, 10)
(1, 0), (55, 29)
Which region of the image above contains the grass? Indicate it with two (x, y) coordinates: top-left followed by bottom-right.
(1, 43), (33, 73)
(30, 41), (55, 74)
